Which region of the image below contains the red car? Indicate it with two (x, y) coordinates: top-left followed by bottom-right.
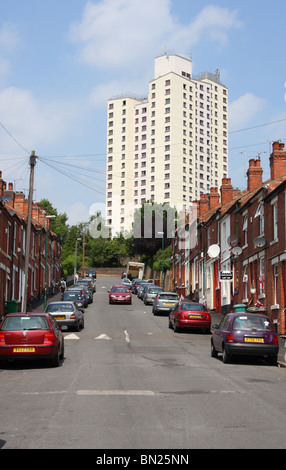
(169, 301), (211, 333)
(108, 286), (132, 304)
(0, 313), (65, 367)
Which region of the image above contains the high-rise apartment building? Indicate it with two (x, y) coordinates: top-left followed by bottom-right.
(106, 53), (228, 237)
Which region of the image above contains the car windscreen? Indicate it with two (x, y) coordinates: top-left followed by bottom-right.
(159, 294), (178, 300)
(1, 315), (49, 331)
(180, 303), (207, 311)
(112, 287), (129, 293)
(63, 293), (81, 300)
(148, 288), (162, 293)
(46, 303), (74, 312)
(232, 315), (274, 332)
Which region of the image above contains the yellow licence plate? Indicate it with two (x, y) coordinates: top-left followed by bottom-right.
(188, 315), (202, 319)
(55, 316), (65, 320)
(13, 347), (35, 353)
(164, 302), (173, 305)
(244, 337), (264, 343)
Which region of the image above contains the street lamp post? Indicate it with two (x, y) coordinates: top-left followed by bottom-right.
(158, 231), (164, 290)
(74, 237), (81, 282)
(44, 215), (56, 310)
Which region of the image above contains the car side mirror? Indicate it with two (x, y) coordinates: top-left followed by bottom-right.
(212, 324), (219, 330)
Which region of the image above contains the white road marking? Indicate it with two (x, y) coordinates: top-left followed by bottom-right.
(95, 334), (112, 340)
(124, 330), (130, 343)
(76, 390), (155, 396)
(64, 334), (80, 340)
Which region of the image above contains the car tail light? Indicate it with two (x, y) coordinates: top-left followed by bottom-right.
(227, 333), (235, 343)
(157, 295), (160, 299)
(70, 314), (76, 319)
(44, 332), (55, 342)
(273, 335), (278, 345)
(0, 332), (5, 342)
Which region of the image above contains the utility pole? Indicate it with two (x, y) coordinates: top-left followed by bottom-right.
(22, 151), (37, 312)
(82, 230), (85, 277)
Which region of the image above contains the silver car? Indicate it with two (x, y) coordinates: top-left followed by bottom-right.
(152, 292), (179, 315)
(137, 282), (149, 299)
(45, 301), (84, 331)
(143, 286), (163, 305)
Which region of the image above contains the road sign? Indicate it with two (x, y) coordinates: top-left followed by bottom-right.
(219, 270), (233, 281)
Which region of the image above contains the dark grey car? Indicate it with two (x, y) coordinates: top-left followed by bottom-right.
(152, 292), (179, 315)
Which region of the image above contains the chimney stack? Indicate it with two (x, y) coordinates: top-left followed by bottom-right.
(247, 158), (263, 192)
(199, 193), (209, 216)
(220, 178), (233, 206)
(270, 141), (286, 180)
(209, 187), (220, 209)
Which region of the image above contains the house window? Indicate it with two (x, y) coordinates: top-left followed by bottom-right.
(273, 202), (278, 240)
(243, 266), (248, 300)
(259, 257), (265, 294)
(243, 216), (248, 246)
(273, 264), (279, 305)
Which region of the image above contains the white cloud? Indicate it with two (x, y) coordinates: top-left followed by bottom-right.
(0, 22), (20, 50)
(229, 93), (266, 131)
(0, 87), (84, 155)
(0, 22), (21, 82)
(66, 202), (90, 226)
(69, 1), (243, 69)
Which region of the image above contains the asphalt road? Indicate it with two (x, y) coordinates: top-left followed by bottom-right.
(1, 276), (286, 450)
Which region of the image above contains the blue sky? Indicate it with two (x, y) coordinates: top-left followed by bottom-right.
(0, 0), (285, 225)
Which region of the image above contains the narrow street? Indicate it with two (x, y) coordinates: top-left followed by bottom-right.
(1, 276), (286, 450)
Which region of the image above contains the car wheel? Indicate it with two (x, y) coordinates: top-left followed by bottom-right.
(222, 346), (231, 364)
(75, 321), (80, 332)
(60, 341), (64, 360)
(269, 355), (278, 366)
(50, 348), (60, 367)
(153, 309), (157, 316)
(173, 322), (180, 333)
(211, 341), (218, 358)
(168, 318), (173, 329)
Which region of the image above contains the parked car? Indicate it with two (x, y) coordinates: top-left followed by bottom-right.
(62, 291), (85, 312)
(122, 278), (132, 289)
(152, 292), (179, 315)
(86, 269), (96, 279)
(0, 313), (65, 367)
(169, 301), (211, 333)
(137, 282), (150, 299)
(74, 283), (93, 303)
(108, 285), (132, 304)
(68, 287), (88, 307)
(211, 313), (279, 364)
(140, 283), (156, 301)
(45, 301), (84, 331)
(77, 277), (94, 294)
(132, 279), (144, 294)
(143, 286), (164, 305)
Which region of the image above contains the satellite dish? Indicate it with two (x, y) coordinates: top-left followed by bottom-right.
(227, 234), (238, 247)
(253, 237), (266, 248)
(232, 246), (242, 256)
(207, 244), (220, 258)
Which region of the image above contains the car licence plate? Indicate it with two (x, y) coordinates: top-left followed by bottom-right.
(244, 337), (264, 343)
(13, 347), (35, 353)
(55, 316), (65, 320)
(188, 314), (202, 319)
(164, 302), (173, 305)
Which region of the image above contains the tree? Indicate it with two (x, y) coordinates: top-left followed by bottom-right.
(131, 201), (174, 270)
